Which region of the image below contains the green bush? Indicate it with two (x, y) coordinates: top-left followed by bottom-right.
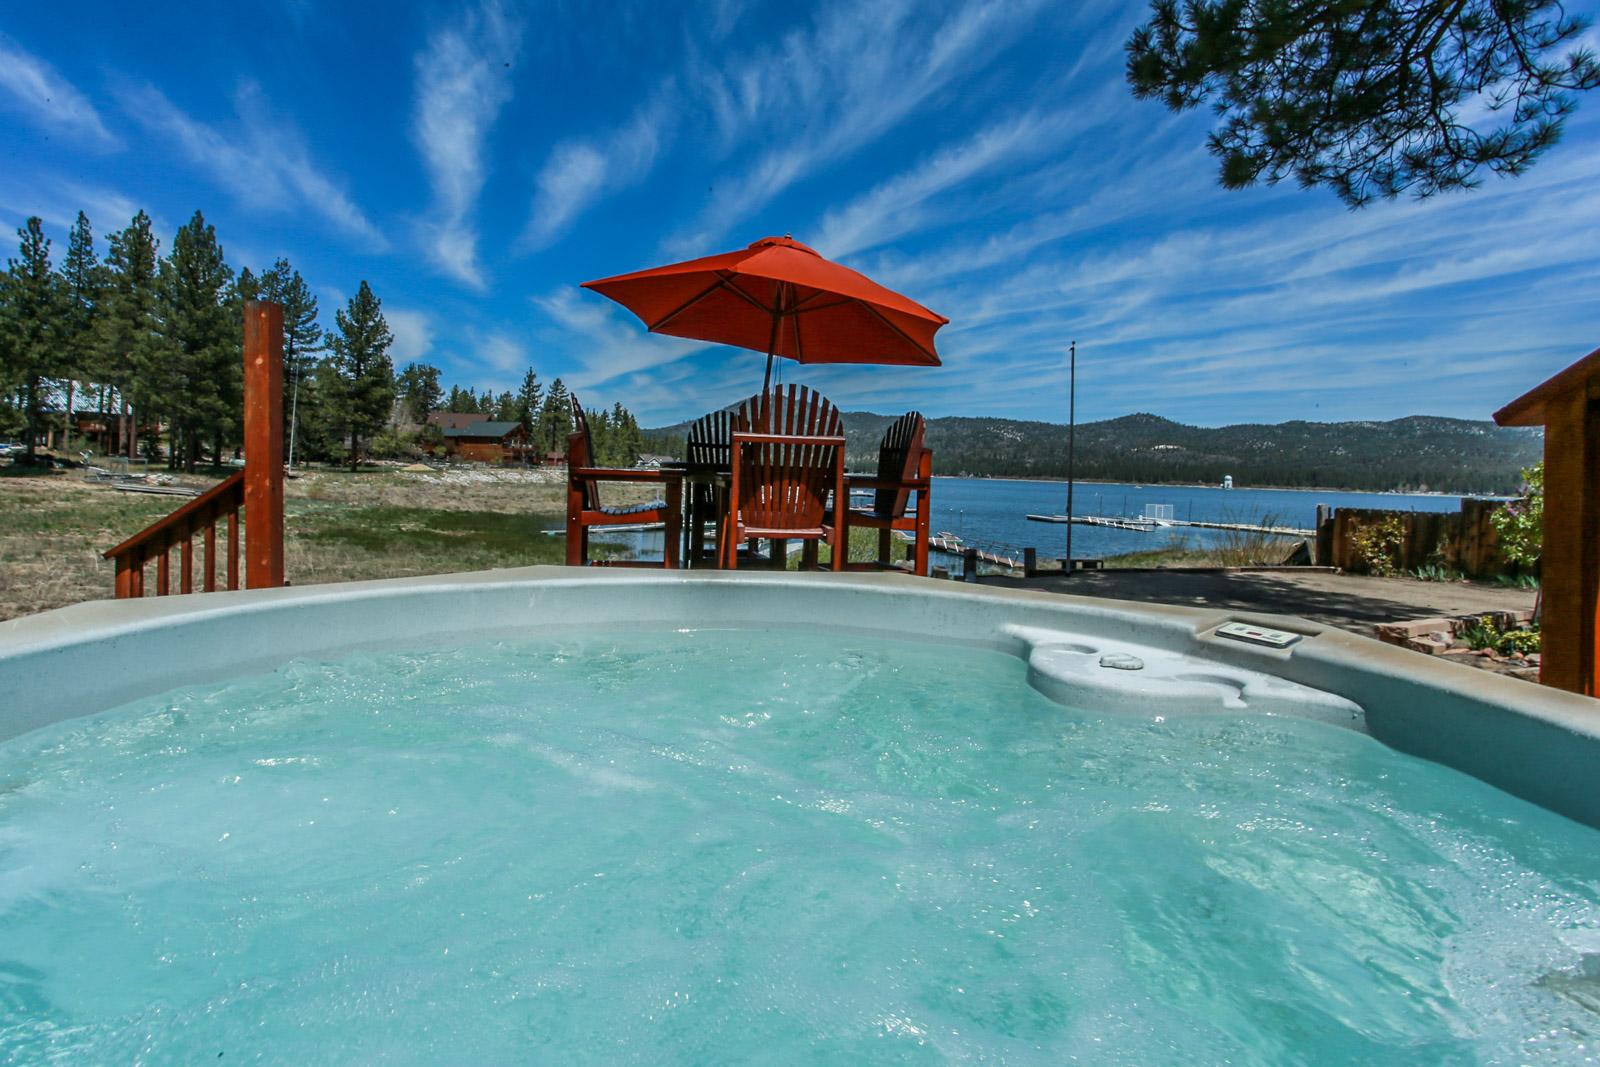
(1495, 628), (1540, 656)
(1489, 462), (1542, 567)
(1349, 514), (1407, 576)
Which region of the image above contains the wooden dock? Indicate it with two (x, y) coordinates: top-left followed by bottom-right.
(1025, 514), (1313, 537)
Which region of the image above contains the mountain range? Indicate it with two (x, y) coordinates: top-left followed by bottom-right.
(644, 412), (1543, 494)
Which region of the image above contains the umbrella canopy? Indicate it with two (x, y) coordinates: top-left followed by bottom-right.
(581, 235), (947, 389)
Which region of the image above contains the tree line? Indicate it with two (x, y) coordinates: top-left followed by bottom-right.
(0, 208), (647, 471)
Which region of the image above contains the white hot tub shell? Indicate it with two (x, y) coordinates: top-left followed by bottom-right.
(0, 568), (1596, 828)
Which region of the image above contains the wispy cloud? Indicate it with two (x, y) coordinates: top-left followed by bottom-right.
(0, 34), (117, 148)
(386, 308), (435, 365)
(534, 286), (707, 391)
(411, 0), (522, 289)
(814, 109), (1093, 258)
(521, 91), (673, 252)
(665, 0), (1047, 254)
(120, 81), (381, 245)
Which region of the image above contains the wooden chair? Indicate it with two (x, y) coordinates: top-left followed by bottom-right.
(684, 408), (745, 564)
(721, 385), (846, 570)
(836, 412), (932, 576)
(566, 394), (684, 567)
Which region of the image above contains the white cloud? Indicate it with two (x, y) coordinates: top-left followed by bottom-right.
(410, 0), (521, 288)
(534, 286), (707, 391)
(814, 109), (1092, 258)
(386, 308), (435, 365)
(121, 81), (382, 245)
(0, 35), (117, 148)
(521, 91), (672, 251)
(665, 0), (1048, 254)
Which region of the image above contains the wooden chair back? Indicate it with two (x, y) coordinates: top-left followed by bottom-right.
(738, 384), (842, 438)
(686, 408), (740, 471)
(874, 412), (926, 518)
(568, 394), (601, 511)
(730, 386), (844, 534)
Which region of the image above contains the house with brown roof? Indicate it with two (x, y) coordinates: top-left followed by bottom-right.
(434, 418), (533, 464)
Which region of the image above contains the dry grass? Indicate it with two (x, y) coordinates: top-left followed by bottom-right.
(0, 463), (661, 621)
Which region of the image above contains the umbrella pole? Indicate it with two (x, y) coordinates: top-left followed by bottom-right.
(761, 287), (785, 394)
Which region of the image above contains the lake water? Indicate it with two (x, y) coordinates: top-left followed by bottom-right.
(932, 477), (1471, 561)
(603, 477), (1476, 564)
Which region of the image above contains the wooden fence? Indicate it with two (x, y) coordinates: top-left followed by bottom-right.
(1314, 498), (1514, 578)
(104, 301), (285, 597)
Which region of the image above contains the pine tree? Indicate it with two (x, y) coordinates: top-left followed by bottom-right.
(539, 378), (571, 453)
(1126, 0), (1600, 206)
(0, 218), (67, 457)
(609, 401), (644, 466)
(515, 367), (542, 434)
(251, 259), (323, 462)
(96, 212), (163, 459)
(494, 390), (515, 421)
(327, 280), (395, 470)
(159, 211), (237, 470)
(476, 389), (496, 415)
(398, 362), (443, 425)
(59, 212), (102, 449)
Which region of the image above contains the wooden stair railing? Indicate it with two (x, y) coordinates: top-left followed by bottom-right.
(104, 472), (246, 596)
(103, 301), (286, 599)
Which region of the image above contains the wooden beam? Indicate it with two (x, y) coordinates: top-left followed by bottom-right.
(1539, 392), (1600, 695)
(242, 301), (285, 589)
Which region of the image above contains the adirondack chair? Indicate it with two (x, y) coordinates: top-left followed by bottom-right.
(566, 394), (683, 567)
(683, 408), (744, 564)
(836, 412), (932, 576)
(721, 385), (846, 570)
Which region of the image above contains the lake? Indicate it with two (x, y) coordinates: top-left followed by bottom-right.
(604, 477), (1478, 563)
(930, 477), (1472, 561)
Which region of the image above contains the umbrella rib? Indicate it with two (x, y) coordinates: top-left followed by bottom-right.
(789, 297), (854, 315)
(860, 303), (939, 362)
(647, 275), (730, 333)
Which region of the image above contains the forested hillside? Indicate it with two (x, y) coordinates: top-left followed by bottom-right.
(645, 411), (1542, 494)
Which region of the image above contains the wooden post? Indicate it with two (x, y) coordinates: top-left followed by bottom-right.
(1495, 345), (1600, 697)
(1023, 547), (1038, 577)
(243, 301), (285, 589)
(963, 546), (978, 582)
(1537, 393), (1599, 694)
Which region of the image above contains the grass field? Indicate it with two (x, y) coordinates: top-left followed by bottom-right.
(1, 460), (930, 621)
(0, 463), (635, 621)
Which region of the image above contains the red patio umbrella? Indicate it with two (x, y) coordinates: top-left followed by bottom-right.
(581, 235), (947, 391)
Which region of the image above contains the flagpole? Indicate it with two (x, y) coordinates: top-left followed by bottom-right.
(1065, 341), (1076, 572)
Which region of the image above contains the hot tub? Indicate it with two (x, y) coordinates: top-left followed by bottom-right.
(2, 569), (1597, 1061)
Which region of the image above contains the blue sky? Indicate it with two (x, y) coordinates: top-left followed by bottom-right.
(2, 0), (1597, 427)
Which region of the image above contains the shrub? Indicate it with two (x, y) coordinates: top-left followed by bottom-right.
(1459, 615), (1501, 650)
(1495, 628), (1540, 657)
(1348, 514), (1407, 576)
(1489, 462), (1543, 567)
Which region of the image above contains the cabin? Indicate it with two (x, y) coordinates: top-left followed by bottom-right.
(439, 420), (533, 464)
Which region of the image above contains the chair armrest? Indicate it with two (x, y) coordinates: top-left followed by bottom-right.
(732, 432), (847, 447)
(569, 467), (685, 482)
(844, 475), (929, 490)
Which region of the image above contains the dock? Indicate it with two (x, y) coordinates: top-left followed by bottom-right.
(1025, 514), (1313, 537)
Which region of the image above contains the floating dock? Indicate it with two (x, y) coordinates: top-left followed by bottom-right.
(1025, 514), (1313, 537)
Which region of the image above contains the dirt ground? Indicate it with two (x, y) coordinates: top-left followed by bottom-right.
(980, 567), (1538, 637)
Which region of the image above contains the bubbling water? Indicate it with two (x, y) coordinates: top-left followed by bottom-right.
(1, 628), (1597, 1063)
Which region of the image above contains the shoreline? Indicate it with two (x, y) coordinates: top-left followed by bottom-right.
(932, 473), (1497, 499)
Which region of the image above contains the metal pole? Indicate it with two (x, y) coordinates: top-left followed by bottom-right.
(1065, 341), (1076, 570)
(287, 351), (301, 471)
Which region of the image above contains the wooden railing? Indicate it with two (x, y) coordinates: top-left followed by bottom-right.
(104, 472), (245, 596)
(103, 301), (286, 599)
